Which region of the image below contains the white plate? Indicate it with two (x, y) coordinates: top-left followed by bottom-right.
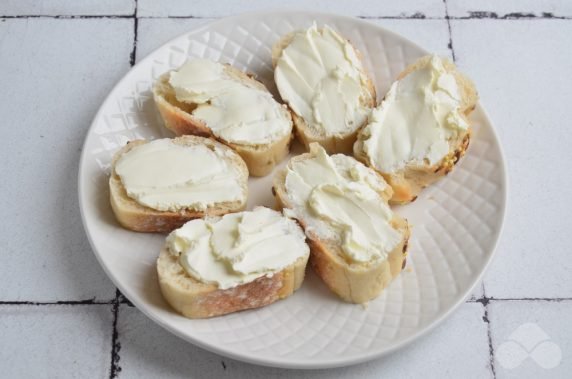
(79, 11), (507, 369)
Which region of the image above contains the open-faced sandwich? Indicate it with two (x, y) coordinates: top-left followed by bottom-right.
(273, 143), (410, 303)
(157, 207), (310, 318)
(273, 24), (376, 154)
(110, 136), (248, 232)
(153, 59), (294, 176)
(354, 55), (478, 204)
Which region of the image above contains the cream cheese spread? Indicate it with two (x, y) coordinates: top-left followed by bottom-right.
(166, 207), (309, 289)
(284, 143), (402, 263)
(274, 23), (373, 136)
(169, 59), (291, 145)
(115, 139), (244, 212)
(358, 55), (469, 173)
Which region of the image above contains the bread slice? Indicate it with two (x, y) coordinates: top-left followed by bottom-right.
(272, 27), (376, 155)
(272, 152), (410, 304)
(109, 136), (248, 233)
(153, 63), (293, 177)
(354, 55), (478, 204)
(157, 246), (308, 319)
(157, 208), (310, 319)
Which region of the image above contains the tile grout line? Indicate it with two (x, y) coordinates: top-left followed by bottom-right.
(110, 4), (138, 376)
(2, 296), (569, 306)
(2, 14), (572, 20)
(0, 296), (136, 306)
(467, 297), (572, 302)
(146, 13), (572, 20)
(475, 283), (496, 379)
(0, 299), (114, 305)
(443, 0), (456, 61)
(129, 0), (139, 67)
(483, 307), (497, 378)
(457, 11), (572, 20)
(109, 289), (122, 379)
(0, 14), (133, 19)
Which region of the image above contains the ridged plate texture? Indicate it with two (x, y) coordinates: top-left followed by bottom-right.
(79, 11), (507, 369)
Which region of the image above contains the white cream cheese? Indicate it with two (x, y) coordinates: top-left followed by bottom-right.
(284, 144), (402, 263)
(274, 23), (373, 136)
(166, 207), (309, 289)
(169, 59), (291, 145)
(115, 139), (244, 212)
(359, 55), (469, 173)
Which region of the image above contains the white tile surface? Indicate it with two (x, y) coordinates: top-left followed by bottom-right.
(368, 19), (452, 58)
(0, 0), (135, 16)
(451, 19), (572, 299)
(138, 0), (445, 18)
(136, 18), (210, 62)
(117, 303), (490, 378)
(0, 305), (113, 378)
(448, 0), (572, 18)
(0, 18), (134, 301)
(1, 0), (572, 376)
(488, 301), (572, 378)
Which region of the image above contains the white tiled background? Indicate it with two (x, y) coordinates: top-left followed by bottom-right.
(1, 1), (570, 378)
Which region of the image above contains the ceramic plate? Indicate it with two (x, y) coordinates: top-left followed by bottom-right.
(79, 11), (507, 369)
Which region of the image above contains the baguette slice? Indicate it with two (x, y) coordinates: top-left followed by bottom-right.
(157, 209), (310, 319)
(153, 62), (293, 177)
(272, 26), (376, 155)
(109, 136), (248, 233)
(272, 151), (410, 304)
(157, 247), (308, 319)
(354, 55), (478, 204)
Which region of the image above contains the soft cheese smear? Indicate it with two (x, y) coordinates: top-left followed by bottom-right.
(359, 55), (469, 173)
(115, 139), (244, 212)
(169, 59), (291, 145)
(274, 23), (373, 135)
(284, 144), (402, 263)
(166, 207), (309, 289)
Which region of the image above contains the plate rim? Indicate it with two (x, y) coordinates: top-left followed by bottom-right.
(78, 9), (508, 369)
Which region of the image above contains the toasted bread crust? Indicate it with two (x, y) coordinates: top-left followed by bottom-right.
(307, 218), (409, 304)
(272, 29), (376, 155)
(109, 136), (248, 233)
(157, 247), (309, 318)
(152, 65), (293, 177)
(272, 154), (410, 304)
(354, 55), (478, 204)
